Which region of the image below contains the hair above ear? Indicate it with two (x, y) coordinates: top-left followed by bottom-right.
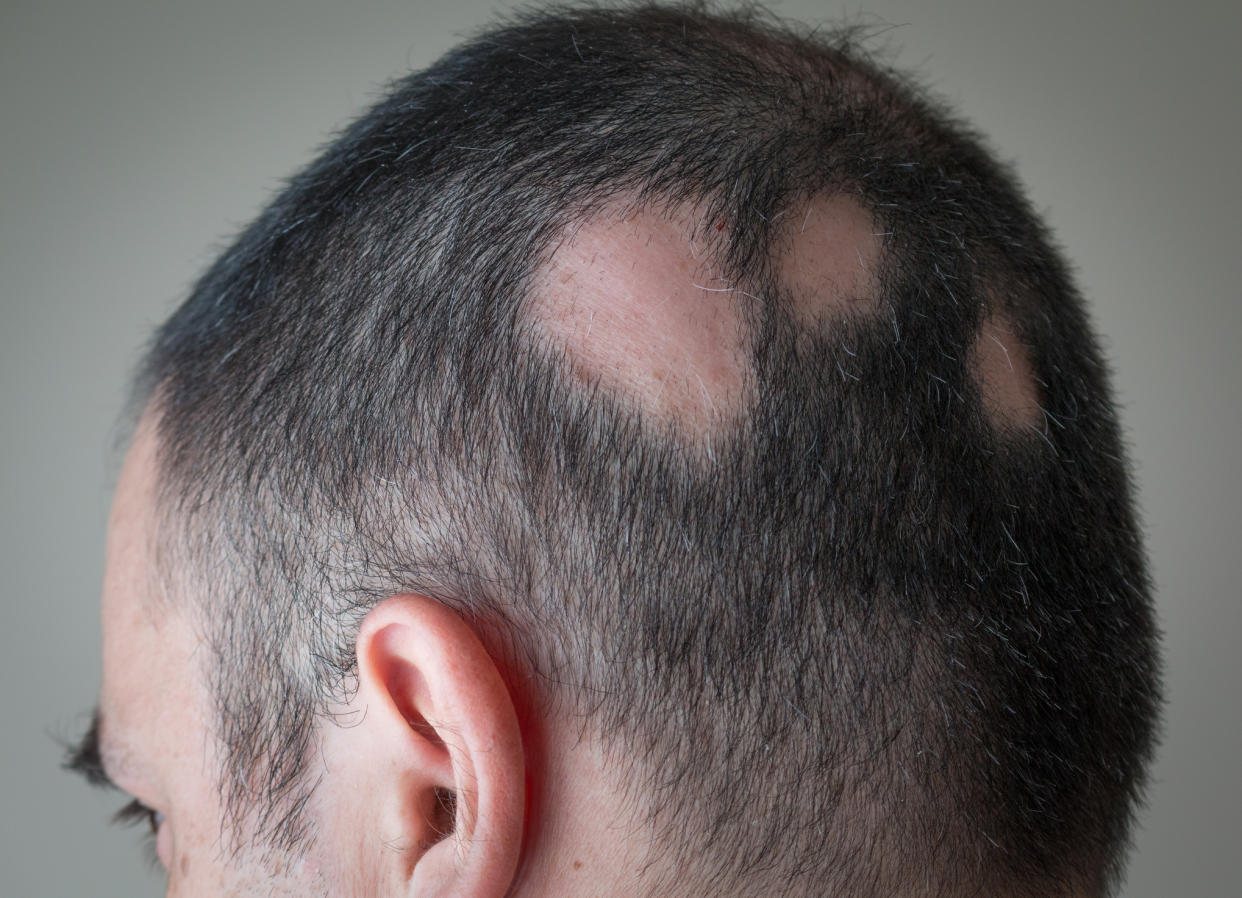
(354, 594), (525, 898)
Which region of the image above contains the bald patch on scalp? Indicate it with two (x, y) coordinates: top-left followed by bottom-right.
(972, 311), (1043, 430)
(774, 194), (882, 323)
(529, 203), (750, 429)
(530, 194), (887, 431)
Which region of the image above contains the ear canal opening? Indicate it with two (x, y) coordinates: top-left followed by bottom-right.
(430, 786), (457, 844)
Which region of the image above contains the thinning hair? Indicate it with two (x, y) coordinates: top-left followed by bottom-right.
(134, 3), (1160, 895)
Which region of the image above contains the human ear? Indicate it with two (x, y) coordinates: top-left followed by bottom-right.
(352, 594), (524, 897)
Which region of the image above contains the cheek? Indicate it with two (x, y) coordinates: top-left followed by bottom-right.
(163, 821), (209, 896)
(156, 822), (174, 872)
(161, 785), (230, 894)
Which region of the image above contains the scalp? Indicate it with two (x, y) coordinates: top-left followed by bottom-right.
(527, 192), (889, 432)
(773, 193), (883, 325)
(527, 191), (1042, 438)
(527, 200), (752, 431)
(972, 311), (1043, 431)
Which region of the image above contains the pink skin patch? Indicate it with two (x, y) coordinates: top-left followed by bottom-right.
(972, 312), (1043, 430)
(529, 195), (884, 431)
(773, 195), (883, 323)
(530, 196), (1040, 438)
(529, 203), (750, 430)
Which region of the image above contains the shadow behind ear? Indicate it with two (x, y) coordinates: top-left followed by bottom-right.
(355, 594), (525, 898)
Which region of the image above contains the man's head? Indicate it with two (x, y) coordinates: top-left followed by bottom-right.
(70, 3), (1161, 895)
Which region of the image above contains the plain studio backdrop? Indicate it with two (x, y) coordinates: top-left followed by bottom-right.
(2, 1), (1238, 895)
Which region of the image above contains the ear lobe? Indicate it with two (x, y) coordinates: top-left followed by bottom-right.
(355, 594), (525, 898)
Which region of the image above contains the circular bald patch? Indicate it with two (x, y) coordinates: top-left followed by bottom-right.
(774, 194), (882, 322)
(972, 312), (1044, 431)
(528, 204), (750, 429)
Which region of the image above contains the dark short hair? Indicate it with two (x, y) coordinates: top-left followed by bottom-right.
(135, 3), (1161, 895)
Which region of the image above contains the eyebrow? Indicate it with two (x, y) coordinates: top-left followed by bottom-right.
(64, 708), (116, 790)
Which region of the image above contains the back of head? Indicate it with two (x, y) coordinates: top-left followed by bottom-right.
(137, 3), (1161, 895)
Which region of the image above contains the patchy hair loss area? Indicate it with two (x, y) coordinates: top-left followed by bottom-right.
(773, 194), (882, 323)
(529, 194), (886, 433)
(972, 311), (1043, 430)
(529, 202), (751, 431)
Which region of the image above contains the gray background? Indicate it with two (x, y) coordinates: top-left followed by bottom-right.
(2, 1), (1238, 894)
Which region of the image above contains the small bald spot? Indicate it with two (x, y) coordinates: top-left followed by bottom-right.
(972, 311), (1043, 431)
(529, 203), (750, 429)
(774, 194), (882, 323)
